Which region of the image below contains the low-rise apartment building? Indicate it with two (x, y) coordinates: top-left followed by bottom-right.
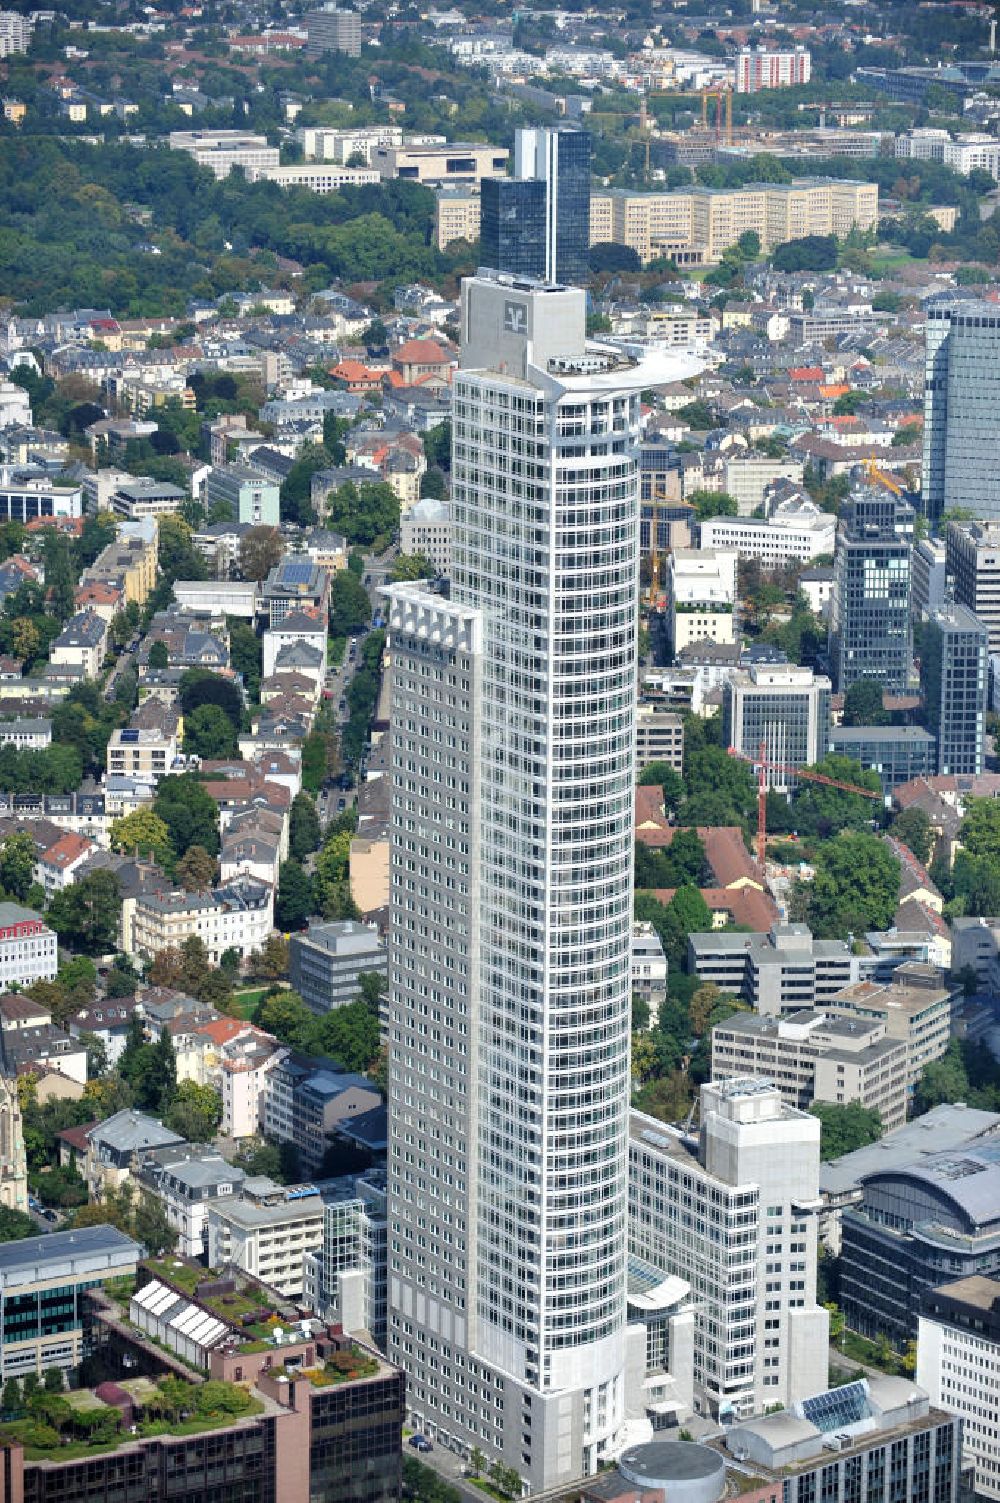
(125, 876), (274, 966)
(689, 923), (859, 1015)
(635, 705), (684, 773)
(0, 903), (57, 990)
(49, 608), (107, 679)
(206, 1178), (326, 1297)
(83, 1109), (184, 1198)
(204, 465), (280, 528)
(435, 187), (481, 250)
(138, 1144), (246, 1259)
(712, 1008), (908, 1129)
(262, 1052), (382, 1175)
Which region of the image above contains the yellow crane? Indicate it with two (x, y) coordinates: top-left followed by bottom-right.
(864, 454), (904, 498)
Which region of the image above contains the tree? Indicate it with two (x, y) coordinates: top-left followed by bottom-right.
(253, 934), (289, 981)
(791, 756), (883, 839)
(110, 809), (173, 863)
(891, 807), (933, 866)
(390, 553), (435, 582)
(329, 570), (372, 637)
(238, 526), (283, 583)
(422, 421), (451, 472)
(489, 1462), (523, 1501)
(810, 1101), (883, 1160)
(687, 489), (738, 520)
(47, 871), (121, 955)
(794, 833), (900, 939)
(959, 797), (1000, 863)
(178, 670), (243, 730)
(256, 989), (315, 1050)
(275, 859), (314, 931)
(772, 234), (838, 272)
(302, 729), (339, 794)
(184, 703), (237, 760)
(842, 678), (888, 727)
(175, 845), (217, 892)
(914, 1038), (970, 1115)
(78, 1031), (108, 1080)
(0, 833), (37, 901)
(326, 480), (399, 547)
(0, 1209), (38, 1246)
(289, 793), (321, 861)
(153, 775), (220, 857)
(148, 640), (169, 670)
(737, 229), (761, 259)
(637, 763), (685, 811)
(164, 1080), (223, 1142)
(10, 617), (39, 664)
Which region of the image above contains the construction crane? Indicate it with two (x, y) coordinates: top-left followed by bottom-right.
(729, 741), (883, 867)
(700, 85), (733, 146)
(863, 454), (904, 499)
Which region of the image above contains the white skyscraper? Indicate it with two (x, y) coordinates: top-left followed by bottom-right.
(386, 272), (701, 1491)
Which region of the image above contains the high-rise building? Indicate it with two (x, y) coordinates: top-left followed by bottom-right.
(629, 1080), (829, 1421)
(920, 603), (987, 775)
(481, 126), (591, 286)
(910, 536), (948, 621)
(829, 490), (911, 693)
(304, 5), (362, 56)
(918, 1276), (1000, 1501)
(736, 46), (812, 92)
(385, 272), (700, 1491)
(723, 663), (831, 792)
(922, 296), (1000, 524)
(946, 518), (1000, 653)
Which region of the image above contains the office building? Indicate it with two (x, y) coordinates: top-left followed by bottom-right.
(911, 537), (948, 621)
(689, 923), (859, 1017)
(168, 129), (280, 180)
(304, 5), (362, 56)
(736, 46), (812, 92)
(0, 1226), (142, 1378)
(435, 187), (482, 251)
(373, 140), (508, 186)
(245, 163), (379, 192)
(698, 508), (834, 565)
(711, 1009), (907, 1130)
(829, 963), (952, 1097)
(918, 1276), (1000, 1500)
(481, 126), (592, 285)
(828, 724), (937, 794)
(724, 1377), (961, 1503)
(289, 919), (387, 1017)
(723, 663), (831, 793)
(635, 705), (684, 773)
(385, 273), (703, 1490)
(204, 465), (280, 528)
(923, 297), (1000, 524)
(668, 547), (737, 653)
(829, 489), (911, 693)
(206, 1178), (328, 1297)
(840, 1126), (1000, 1346)
(262, 1053), (382, 1176)
(303, 1169), (389, 1348)
(920, 603), (987, 776)
(630, 1080), (828, 1421)
(399, 496), (452, 575)
(946, 519), (1000, 653)
(0, 903), (57, 991)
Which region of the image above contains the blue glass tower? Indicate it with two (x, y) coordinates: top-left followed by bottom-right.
(480, 126), (592, 286)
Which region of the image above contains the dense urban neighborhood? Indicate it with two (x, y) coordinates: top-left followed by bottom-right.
(0, 0), (999, 1500)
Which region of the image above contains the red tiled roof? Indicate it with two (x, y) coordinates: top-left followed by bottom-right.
(393, 338), (450, 365)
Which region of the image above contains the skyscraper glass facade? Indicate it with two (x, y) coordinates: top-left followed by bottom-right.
(922, 296), (1000, 524)
(920, 604), (987, 775)
(480, 177), (547, 280)
(482, 128), (592, 287)
(830, 491), (911, 693)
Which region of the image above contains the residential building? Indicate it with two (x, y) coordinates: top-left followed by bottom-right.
(0, 717), (50, 750)
(724, 1377), (961, 1503)
(262, 1052), (382, 1175)
(106, 712), (182, 785)
(947, 519), (1000, 654)
(0, 11), (32, 56)
(918, 1275), (1000, 1501)
(634, 705), (684, 773)
(481, 126), (591, 286)
(138, 1145), (246, 1259)
(629, 1079), (828, 1420)
(0, 902), (57, 989)
(204, 465), (280, 528)
(828, 725), (937, 794)
(126, 876), (274, 966)
(668, 547), (738, 653)
(632, 923), (668, 1023)
(840, 1126), (1000, 1346)
(923, 297), (1000, 525)
(258, 558), (330, 628)
(829, 489), (911, 693)
(49, 609), (108, 679)
(84, 1110), (184, 1198)
(0, 1226), (142, 1378)
(289, 919), (387, 1017)
(723, 663), (831, 792)
(711, 1009), (908, 1130)
(736, 46), (812, 91)
(304, 6), (362, 56)
(689, 923), (859, 1016)
(206, 1178), (326, 1296)
(399, 496), (451, 574)
(373, 141), (508, 186)
(219, 1028), (282, 1139)
(0, 1072), (27, 1213)
(920, 603), (987, 776)
(68, 997), (140, 1069)
(828, 963), (952, 1096)
(384, 273), (703, 1489)
(168, 129), (280, 180)
(435, 187), (482, 250)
